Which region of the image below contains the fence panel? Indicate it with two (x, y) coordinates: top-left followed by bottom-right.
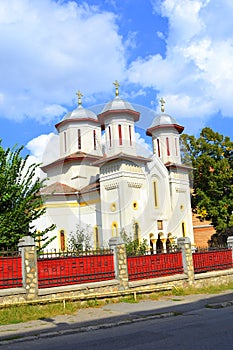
(193, 248), (233, 273)
(0, 252), (22, 289)
(127, 252), (183, 281)
(37, 250), (115, 288)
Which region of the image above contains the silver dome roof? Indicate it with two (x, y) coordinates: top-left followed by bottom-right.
(100, 96), (136, 113)
(150, 113), (178, 128)
(63, 105), (97, 121)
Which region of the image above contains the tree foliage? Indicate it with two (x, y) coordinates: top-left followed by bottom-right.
(181, 127), (233, 234)
(0, 142), (55, 250)
(68, 225), (92, 252)
(120, 230), (148, 256)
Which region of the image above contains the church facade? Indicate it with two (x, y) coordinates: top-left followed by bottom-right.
(37, 83), (194, 252)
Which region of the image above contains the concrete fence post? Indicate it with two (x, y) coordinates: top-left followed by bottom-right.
(177, 237), (195, 285)
(227, 236), (233, 261)
(109, 237), (129, 290)
(18, 236), (38, 300)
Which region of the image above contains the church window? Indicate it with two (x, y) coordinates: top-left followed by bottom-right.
(93, 130), (97, 150)
(132, 201), (138, 210)
(78, 129), (81, 150)
(111, 222), (118, 237)
(157, 220), (163, 230)
(64, 132), (67, 152)
(94, 226), (100, 249)
(153, 181), (158, 207)
(182, 222), (186, 237)
(108, 126), (112, 147)
(129, 125), (132, 146)
(118, 124), (123, 145)
(36, 231), (42, 250)
(134, 222), (140, 242)
(157, 139), (161, 157)
(175, 138), (178, 156)
(166, 137), (170, 156)
(60, 230), (66, 251)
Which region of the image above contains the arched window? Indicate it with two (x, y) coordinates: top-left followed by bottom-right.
(111, 222), (118, 237)
(175, 138), (178, 156)
(157, 139), (161, 157)
(129, 125), (132, 146)
(60, 230), (66, 251)
(166, 137), (170, 156)
(78, 129), (81, 150)
(93, 130), (97, 150)
(182, 222), (186, 237)
(94, 226), (100, 249)
(37, 231), (42, 250)
(118, 124), (122, 145)
(108, 126), (112, 147)
(153, 180), (158, 207)
(134, 222), (140, 242)
(156, 234), (164, 254)
(64, 132), (67, 153)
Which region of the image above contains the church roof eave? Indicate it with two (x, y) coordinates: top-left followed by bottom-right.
(146, 123), (184, 136)
(165, 162), (193, 171)
(41, 152), (102, 172)
(98, 109), (140, 125)
(55, 118), (101, 131)
(40, 182), (77, 196)
(92, 152), (152, 167)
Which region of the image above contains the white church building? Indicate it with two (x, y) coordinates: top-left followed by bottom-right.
(37, 82), (194, 252)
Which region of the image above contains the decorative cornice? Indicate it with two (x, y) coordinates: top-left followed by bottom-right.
(127, 182), (142, 188)
(104, 183), (119, 190)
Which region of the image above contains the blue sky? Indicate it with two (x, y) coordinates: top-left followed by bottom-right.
(1, 0), (233, 162)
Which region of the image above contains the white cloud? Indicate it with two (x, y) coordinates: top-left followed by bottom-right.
(128, 0), (233, 123)
(0, 0), (126, 123)
(135, 132), (152, 157)
(26, 132), (59, 167)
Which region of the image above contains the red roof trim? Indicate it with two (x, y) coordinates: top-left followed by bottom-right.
(146, 124), (184, 136)
(55, 118), (101, 130)
(98, 109), (140, 125)
(40, 182), (77, 196)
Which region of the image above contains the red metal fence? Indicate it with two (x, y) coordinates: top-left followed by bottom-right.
(0, 253), (22, 289)
(193, 248), (233, 273)
(37, 250), (115, 288)
(127, 252), (183, 281)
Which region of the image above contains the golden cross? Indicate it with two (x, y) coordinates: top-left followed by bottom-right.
(113, 80), (120, 96)
(76, 90), (83, 106)
(160, 97), (166, 113)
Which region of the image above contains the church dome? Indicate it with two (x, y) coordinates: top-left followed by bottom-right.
(100, 96), (136, 113)
(150, 113), (178, 128)
(146, 113), (184, 136)
(62, 105), (98, 121)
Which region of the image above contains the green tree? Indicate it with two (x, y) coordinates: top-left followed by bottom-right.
(181, 127), (233, 235)
(0, 141), (55, 250)
(68, 225), (91, 252)
(120, 230), (148, 256)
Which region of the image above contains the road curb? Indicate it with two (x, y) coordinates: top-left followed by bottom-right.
(0, 311), (176, 346)
(206, 300), (233, 309)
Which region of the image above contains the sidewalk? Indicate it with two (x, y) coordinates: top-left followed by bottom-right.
(1, 290), (233, 346)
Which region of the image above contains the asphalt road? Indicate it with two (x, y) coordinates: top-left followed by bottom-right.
(3, 304), (233, 350)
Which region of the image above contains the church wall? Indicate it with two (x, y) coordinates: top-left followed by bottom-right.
(58, 121), (102, 157)
(168, 171), (194, 243)
(104, 115), (137, 156)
